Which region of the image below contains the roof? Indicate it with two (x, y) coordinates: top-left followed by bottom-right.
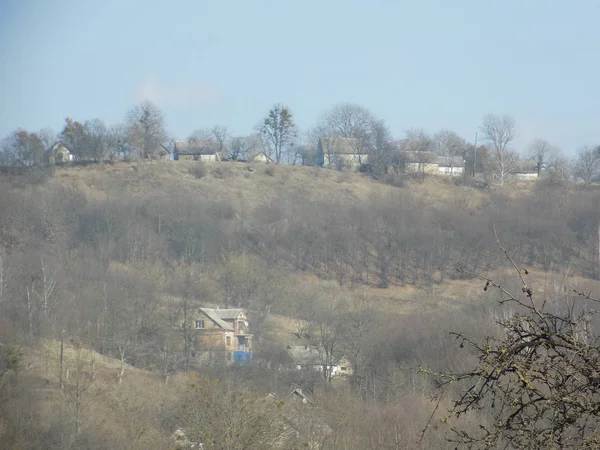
(318, 137), (361, 155)
(402, 151), (439, 164)
(513, 159), (538, 172)
(437, 156), (465, 167)
(158, 143), (170, 155)
(401, 152), (464, 167)
(199, 308), (242, 331)
(174, 140), (218, 155)
(287, 387), (313, 405)
(247, 151), (273, 163)
(213, 308), (244, 320)
(287, 346), (323, 365)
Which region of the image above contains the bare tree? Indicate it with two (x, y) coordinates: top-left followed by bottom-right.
(480, 114), (518, 186)
(422, 237), (600, 449)
(572, 145), (600, 186)
(211, 125), (229, 159)
(320, 103), (375, 166)
(105, 124), (129, 160)
(368, 119), (393, 174)
(434, 129), (467, 173)
(83, 119), (108, 161)
(526, 138), (552, 177)
(125, 101), (168, 159)
(401, 128), (434, 180)
(260, 104), (296, 164)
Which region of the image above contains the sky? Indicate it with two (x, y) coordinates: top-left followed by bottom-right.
(1, 0), (599, 155)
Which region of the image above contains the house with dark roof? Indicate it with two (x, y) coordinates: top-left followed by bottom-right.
(192, 307), (252, 364)
(174, 141), (221, 162)
(316, 137), (368, 171)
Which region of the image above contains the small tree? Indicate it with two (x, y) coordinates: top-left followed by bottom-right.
(260, 104), (296, 164)
(422, 233), (600, 449)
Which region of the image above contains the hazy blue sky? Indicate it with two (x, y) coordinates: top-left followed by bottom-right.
(1, 0), (599, 155)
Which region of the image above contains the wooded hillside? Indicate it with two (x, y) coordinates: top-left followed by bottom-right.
(1, 161), (600, 449)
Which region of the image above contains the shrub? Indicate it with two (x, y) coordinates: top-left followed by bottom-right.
(264, 165), (276, 176)
(189, 162), (207, 179)
(213, 165), (233, 179)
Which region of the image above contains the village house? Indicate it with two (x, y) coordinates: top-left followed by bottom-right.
(402, 152), (465, 176)
(286, 345), (352, 378)
(247, 150), (274, 164)
(316, 137), (367, 171)
(155, 144), (171, 160)
(173, 141), (221, 162)
(192, 307), (252, 364)
(47, 143), (74, 164)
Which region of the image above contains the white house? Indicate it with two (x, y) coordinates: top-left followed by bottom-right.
(286, 346), (352, 377)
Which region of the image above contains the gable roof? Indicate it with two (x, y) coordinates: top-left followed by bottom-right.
(174, 140), (219, 156)
(199, 308), (234, 331)
(214, 308), (244, 320)
(318, 137), (362, 155)
(158, 143), (171, 155)
(247, 151), (273, 163)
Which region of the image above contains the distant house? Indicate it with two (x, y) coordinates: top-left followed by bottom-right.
(403, 151), (439, 175)
(192, 307), (252, 364)
(316, 137), (367, 171)
(48, 143), (74, 164)
(174, 141), (220, 162)
(156, 144), (171, 160)
(247, 151), (274, 164)
(286, 345), (352, 378)
(401, 152), (465, 176)
(512, 159), (539, 181)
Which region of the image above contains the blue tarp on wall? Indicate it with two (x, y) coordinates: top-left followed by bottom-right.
(233, 351), (252, 364)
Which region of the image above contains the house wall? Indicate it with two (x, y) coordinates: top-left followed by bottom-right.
(249, 153), (270, 163)
(175, 154), (217, 162)
(323, 153), (366, 171)
(406, 162), (439, 175)
(438, 166), (464, 176)
(514, 172), (538, 181)
(193, 330), (236, 351)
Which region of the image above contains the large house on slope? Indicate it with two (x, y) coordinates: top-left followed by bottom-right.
(192, 307), (253, 364)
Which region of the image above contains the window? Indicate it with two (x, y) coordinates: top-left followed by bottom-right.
(194, 320), (204, 329)
(226, 336), (231, 346)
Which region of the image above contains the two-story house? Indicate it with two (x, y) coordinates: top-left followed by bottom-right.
(193, 307), (253, 364)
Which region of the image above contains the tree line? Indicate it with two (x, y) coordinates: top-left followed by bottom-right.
(3, 101), (600, 185)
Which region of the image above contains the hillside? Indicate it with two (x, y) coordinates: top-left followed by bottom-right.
(2, 161), (600, 449)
